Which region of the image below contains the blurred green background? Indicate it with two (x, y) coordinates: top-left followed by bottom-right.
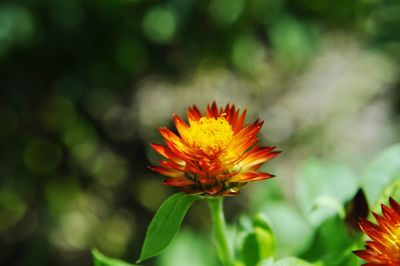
(0, 0), (399, 265)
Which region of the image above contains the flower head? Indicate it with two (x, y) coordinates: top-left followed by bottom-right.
(149, 102), (280, 196)
(354, 197), (400, 266)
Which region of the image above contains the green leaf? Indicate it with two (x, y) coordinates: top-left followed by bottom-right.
(258, 258), (274, 266)
(361, 143), (400, 207)
(242, 233), (261, 266)
(300, 215), (360, 266)
(137, 192), (198, 263)
(92, 249), (136, 266)
(374, 180), (400, 211)
(157, 229), (220, 266)
(259, 257), (314, 266)
(262, 202), (313, 257)
(271, 257), (314, 266)
(295, 158), (358, 226)
(239, 214), (275, 266)
(253, 214), (275, 260)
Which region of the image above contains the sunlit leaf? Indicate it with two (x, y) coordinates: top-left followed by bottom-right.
(375, 180), (400, 210)
(157, 229), (219, 266)
(361, 143), (400, 208)
(262, 202), (313, 257)
(92, 249), (136, 266)
(253, 214), (275, 260)
(238, 214), (275, 266)
(137, 193), (198, 263)
(272, 257), (314, 266)
(301, 215), (360, 266)
(296, 158), (358, 226)
(259, 257), (314, 266)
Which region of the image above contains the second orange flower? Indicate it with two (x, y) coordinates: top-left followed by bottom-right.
(150, 102), (280, 196)
(354, 197), (400, 266)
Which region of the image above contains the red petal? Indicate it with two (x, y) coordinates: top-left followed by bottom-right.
(206, 101), (219, 118)
(159, 160), (184, 171)
(389, 197), (400, 213)
(206, 185), (224, 195)
(150, 143), (182, 162)
(227, 106), (238, 125)
(232, 109), (246, 133)
(223, 103), (231, 117)
(163, 177), (195, 187)
(148, 166), (183, 178)
(359, 219), (386, 243)
(173, 113), (189, 137)
(187, 105), (202, 122)
(199, 176), (216, 185)
(240, 149), (281, 169)
(186, 163), (206, 176)
(158, 127), (193, 161)
(231, 136), (259, 155)
(230, 171), (274, 182)
(353, 250), (376, 262)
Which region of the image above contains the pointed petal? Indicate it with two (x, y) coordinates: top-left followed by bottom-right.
(150, 143), (182, 162)
(158, 127), (182, 145)
(159, 160), (185, 171)
(148, 166), (183, 178)
(389, 197), (400, 215)
(206, 101), (219, 118)
(240, 150), (281, 169)
(187, 105), (202, 122)
(173, 113), (189, 137)
(232, 109), (247, 133)
(163, 177), (195, 187)
(229, 171), (275, 182)
(158, 127), (193, 160)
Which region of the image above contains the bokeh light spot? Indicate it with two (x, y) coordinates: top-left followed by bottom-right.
(45, 177), (82, 216)
(0, 4), (35, 56)
(96, 211), (135, 257)
(90, 151), (127, 186)
(231, 35), (266, 74)
(136, 179), (169, 211)
(209, 0), (245, 26)
(0, 188), (27, 232)
(50, 210), (99, 250)
(270, 16), (315, 66)
(142, 6), (177, 44)
(63, 120), (98, 162)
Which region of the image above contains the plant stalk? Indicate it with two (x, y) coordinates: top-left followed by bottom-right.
(208, 197), (234, 266)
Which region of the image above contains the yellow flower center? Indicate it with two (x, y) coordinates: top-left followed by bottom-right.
(185, 116), (233, 154)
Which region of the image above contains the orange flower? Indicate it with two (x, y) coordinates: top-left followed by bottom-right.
(149, 102), (280, 196)
(354, 197), (400, 266)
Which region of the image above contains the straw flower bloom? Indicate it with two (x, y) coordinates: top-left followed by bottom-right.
(354, 197), (400, 266)
(149, 102), (280, 196)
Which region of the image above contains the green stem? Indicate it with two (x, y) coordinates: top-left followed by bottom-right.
(208, 197), (234, 266)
